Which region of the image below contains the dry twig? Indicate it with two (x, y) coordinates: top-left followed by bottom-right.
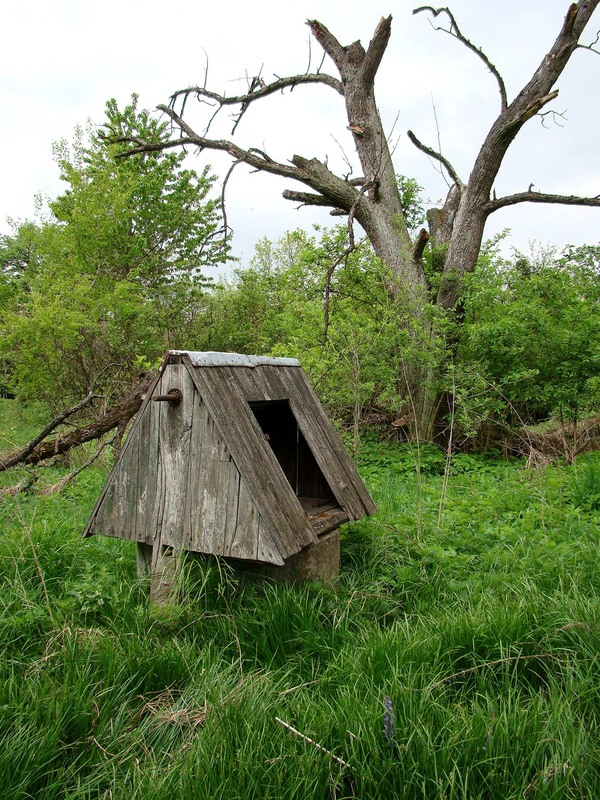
(275, 716), (353, 769)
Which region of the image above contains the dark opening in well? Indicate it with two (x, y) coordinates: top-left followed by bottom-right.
(249, 400), (336, 510)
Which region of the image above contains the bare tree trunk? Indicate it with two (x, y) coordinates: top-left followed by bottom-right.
(113, 3), (600, 443)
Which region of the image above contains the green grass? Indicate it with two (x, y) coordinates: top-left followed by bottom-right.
(1, 405), (600, 798)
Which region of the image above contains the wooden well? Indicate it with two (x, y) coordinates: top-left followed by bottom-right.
(83, 351), (376, 594)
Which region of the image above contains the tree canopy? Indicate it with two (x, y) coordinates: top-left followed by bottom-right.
(1, 96), (227, 408)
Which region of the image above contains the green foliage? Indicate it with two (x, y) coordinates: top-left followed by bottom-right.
(456, 240), (600, 436)
(396, 174), (426, 234)
(1, 95), (227, 406)
(568, 456), (600, 511)
(191, 225), (439, 429)
(0, 221), (39, 311)
(186, 225), (599, 441)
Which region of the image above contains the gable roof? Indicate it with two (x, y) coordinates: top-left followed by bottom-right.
(84, 351), (376, 564)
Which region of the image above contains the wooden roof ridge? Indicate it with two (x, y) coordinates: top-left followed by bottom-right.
(170, 351), (301, 368)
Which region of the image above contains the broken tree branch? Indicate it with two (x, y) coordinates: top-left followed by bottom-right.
(407, 129), (463, 187)
(363, 16), (394, 85)
(170, 72), (344, 134)
(413, 5), (508, 111)
(282, 190), (339, 208)
(0, 391), (97, 471)
(412, 228), (430, 263)
(0, 374), (154, 471)
(39, 437), (117, 496)
(117, 104), (364, 220)
(275, 717), (352, 770)
(486, 189), (600, 214)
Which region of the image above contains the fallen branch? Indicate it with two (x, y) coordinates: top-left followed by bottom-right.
(0, 391), (97, 471)
(504, 415), (600, 464)
(0, 472), (38, 497)
(275, 716), (353, 770)
(0, 374), (154, 471)
(38, 437), (117, 495)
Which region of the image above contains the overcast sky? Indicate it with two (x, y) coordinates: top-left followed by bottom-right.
(2, 0), (599, 273)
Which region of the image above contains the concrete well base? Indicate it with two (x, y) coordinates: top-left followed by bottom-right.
(229, 528), (340, 585)
(137, 527), (340, 602)
(137, 542), (181, 605)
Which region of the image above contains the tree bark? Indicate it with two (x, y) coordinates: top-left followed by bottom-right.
(307, 17), (427, 303)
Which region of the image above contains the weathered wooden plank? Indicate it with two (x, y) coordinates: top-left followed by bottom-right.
(226, 364), (287, 403)
(96, 477), (115, 535)
(256, 517), (285, 565)
(82, 367), (164, 538)
(148, 370), (166, 552)
(279, 367), (376, 518)
(183, 368), (202, 551)
(199, 413), (220, 554)
(133, 389), (155, 544)
(90, 386), (146, 541)
(246, 364), (292, 403)
(175, 364), (196, 548)
(228, 476), (260, 561)
(212, 451), (232, 556)
(127, 449), (140, 539)
(308, 508), (349, 536)
(111, 458), (133, 539)
(185, 359), (316, 560)
(187, 397), (208, 552)
(156, 363), (193, 549)
(220, 460), (241, 557)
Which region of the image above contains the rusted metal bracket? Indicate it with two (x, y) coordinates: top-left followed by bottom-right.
(152, 388), (183, 407)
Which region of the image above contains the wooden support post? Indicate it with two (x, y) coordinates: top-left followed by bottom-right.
(230, 528), (340, 585)
(137, 541), (180, 604)
(150, 544), (180, 605)
(286, 527), (340, 584)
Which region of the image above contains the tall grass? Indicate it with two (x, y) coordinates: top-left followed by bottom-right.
(1, 406), (599, 798)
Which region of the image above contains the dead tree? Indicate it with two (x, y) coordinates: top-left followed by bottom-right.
(116, 2), (600, 441)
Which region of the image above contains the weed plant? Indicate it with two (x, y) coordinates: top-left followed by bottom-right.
(1, 404), (600, 798)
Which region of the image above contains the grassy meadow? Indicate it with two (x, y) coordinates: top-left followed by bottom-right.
(1, 399), (600, 799)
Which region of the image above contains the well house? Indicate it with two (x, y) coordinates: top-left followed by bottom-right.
(83, 351), (376, 585)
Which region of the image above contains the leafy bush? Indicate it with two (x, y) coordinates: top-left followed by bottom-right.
(1, 96), (227, 408)
(458, 241), (600, 435)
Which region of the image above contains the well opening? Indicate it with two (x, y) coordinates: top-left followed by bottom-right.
(248, 400), (336, 512)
